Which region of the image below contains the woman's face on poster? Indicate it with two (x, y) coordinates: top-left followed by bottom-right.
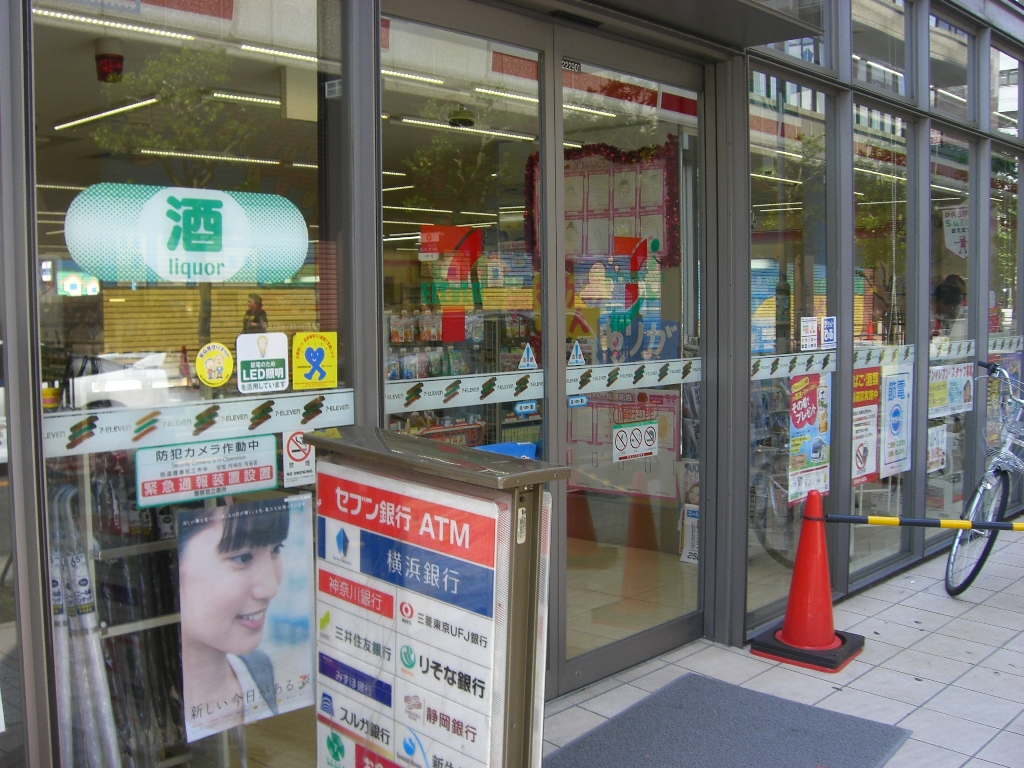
(179, 517), (284, 656)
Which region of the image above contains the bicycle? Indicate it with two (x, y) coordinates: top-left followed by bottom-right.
(945, 359), (1024, 595)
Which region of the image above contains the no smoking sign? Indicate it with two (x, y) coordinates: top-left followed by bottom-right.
(283, 430), (315, 487)
(611, 419), (659, 463)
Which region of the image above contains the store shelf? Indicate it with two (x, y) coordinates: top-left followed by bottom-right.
(94, 539), (177, 561)
(101, 612), (180, 638)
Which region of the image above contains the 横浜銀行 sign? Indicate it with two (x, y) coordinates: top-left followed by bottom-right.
(63, 183), (308, 283)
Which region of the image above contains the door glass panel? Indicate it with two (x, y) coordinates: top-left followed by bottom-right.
(562, 64), (700, 658)
(32, 2), (348, 764)
(380, 18), (544, 454)
(850, 103), (912, 575)
(748, 72), (830, 625)
(927, 129), (971, 541)
(0, 270), (26, 764)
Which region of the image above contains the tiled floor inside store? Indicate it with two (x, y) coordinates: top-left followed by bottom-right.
(543, 532), (1024, 767)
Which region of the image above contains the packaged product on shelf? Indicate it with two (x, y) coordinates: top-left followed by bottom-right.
(443, 346), (453, 376)
(386, 349), (400, 380)
(472, 344), (483, 375)
(412, 310), (421, 342)
(415, 347), (428, 378)
(387, 311), (400, 344)
(427, 347), (443, 377)
(401, 348), (416, 379)
(448, 347), (466, 376)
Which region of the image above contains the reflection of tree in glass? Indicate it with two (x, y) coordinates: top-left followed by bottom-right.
(399, 100), (504, 220)
(854, 148), (908, 339)
(991, 155), (1018, 325)
(91, 48), (266, 348)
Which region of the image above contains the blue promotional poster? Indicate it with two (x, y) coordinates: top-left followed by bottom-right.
(880, 365), (913, 478)
(788, 372), (831, 504)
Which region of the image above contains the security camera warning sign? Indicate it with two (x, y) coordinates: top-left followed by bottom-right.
(611, 419), (659, 463)
(788, 372), (831, 504)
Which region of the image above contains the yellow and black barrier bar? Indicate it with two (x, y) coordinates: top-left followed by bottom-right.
(826, 514), (1024, 532)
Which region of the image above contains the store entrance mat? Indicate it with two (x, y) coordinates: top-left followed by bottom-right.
(543, 673), (909, 768)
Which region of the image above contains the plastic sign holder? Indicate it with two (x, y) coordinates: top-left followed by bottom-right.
(304, 427), (568, 768)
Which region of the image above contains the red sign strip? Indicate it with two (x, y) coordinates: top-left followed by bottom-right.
(317, 471), (496, 568)
(318, 568), (394, 619)
(140, 465), (274, 498)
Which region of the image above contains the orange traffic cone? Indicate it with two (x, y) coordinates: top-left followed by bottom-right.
(749, 490), (864, 672)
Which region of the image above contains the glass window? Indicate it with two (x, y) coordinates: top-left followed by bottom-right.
(380, 18), (543, 453)
(987, 150), (1019, 451)
(850, 103), (911, 574)
(32, 2), (346, 764)
(929, 14), (971, 121)
(991, 49), (1019, 137)
(852, 0), (907, 96)
(560, 65), (701, 658)
(748, 72), (830, 624)
(0, 296), (26, 764)
(927, 129), (971, 539)
(760, 0), (827, 66)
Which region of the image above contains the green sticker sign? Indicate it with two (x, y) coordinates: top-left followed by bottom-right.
(64, 183), (308, 283)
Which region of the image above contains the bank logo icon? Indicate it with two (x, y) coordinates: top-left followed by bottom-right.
(320, 692), (335, 717)
(404, 694), (422, 721)
(336, 527), (349, 557)
(403, 737), (416, 756)
(319, 611), (331, 632)
(326, 731), (344, 761)
(400, 644), (416, 669)
(400, 601), (414, 620)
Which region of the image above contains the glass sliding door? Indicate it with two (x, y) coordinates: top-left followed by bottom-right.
(561, 63), (702, 659)
(926, 128), (972, 541)
(31, 2), (351, 764)
(849, 103), (913, 576)
(747, 71), (831, 625)
(379, 17), (545, 456)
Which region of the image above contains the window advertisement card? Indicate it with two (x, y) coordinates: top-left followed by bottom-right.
(177, 494), (314, 743)
(315, 461), (508, 768)
(927, 424), (948, 473)
(987, 352), (1022, 445)
(237, 332), (289, 394)
(881, 365), (913, 478)
(928, 363), (975, 418)
(852, 367), (881, 486)
(788, 372), (831, 504)
(135, 435), (278, 507)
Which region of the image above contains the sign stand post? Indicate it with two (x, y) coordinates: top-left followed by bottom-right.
(305, 427), (568, 768)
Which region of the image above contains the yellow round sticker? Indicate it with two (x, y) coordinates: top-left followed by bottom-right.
(196, 342), (233, 387)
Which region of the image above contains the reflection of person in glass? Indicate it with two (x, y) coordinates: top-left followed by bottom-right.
(242, 293), (268, 333)
(178, 502), (288, 737)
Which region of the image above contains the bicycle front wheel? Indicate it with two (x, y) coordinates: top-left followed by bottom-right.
(946, 469), (1008, 595)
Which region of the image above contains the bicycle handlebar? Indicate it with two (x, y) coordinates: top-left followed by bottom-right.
(978, 360), (999, 373)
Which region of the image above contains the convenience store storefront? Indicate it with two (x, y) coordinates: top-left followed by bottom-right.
(1, 0), (1024, 765)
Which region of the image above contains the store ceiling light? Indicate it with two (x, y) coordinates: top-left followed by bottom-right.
(37, 211), (66, 217)
(54, 98), (159, 131)
(33, 8), (195, 40)
(383, 204), (453, 214)
(383, 219), (440, 226)
(137, 148), (279, 166)
(383, 170), (406, 177)
(399, 117), (534, 141)
(931, 183), (963, 194)
(382, 69), (444, 85)
(851, 55), (905, 80)
(383, 234), (422, 242)
(752, 145), (803, 160)
(474, 87), (616, 118)
(457, 211), (498, 218)
(292, 162), (318, 169)
(382, 185), (414, 192)
(240, 44), (317, 64)
(563, 141), (584, 149)
(210, 91), (281, 107)
(935, 88), (968, 104)
(855, 167), (906, 182)
(751, 172), (802, 185)
(37, 183), (87, 191)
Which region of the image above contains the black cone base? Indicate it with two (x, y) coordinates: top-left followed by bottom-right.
(749, 625), (865, 673)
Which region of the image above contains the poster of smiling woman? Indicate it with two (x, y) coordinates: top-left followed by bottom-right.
(177, 494), (314, 742)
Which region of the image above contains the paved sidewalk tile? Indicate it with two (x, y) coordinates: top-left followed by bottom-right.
(848, 666), (947, 706)
(976, 730), (1024, 768)
(816, 687), (916, 725)
(543, 706), (607, 748)
(885, 738), (970, 768)
(923, 686), (1024, 730)
(896, 709), (998, 755)
(675, 645), (774, 685)
(880, 648), (975, 684)
(578, 684), (650, 719)
(740, 665), (839, 705)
